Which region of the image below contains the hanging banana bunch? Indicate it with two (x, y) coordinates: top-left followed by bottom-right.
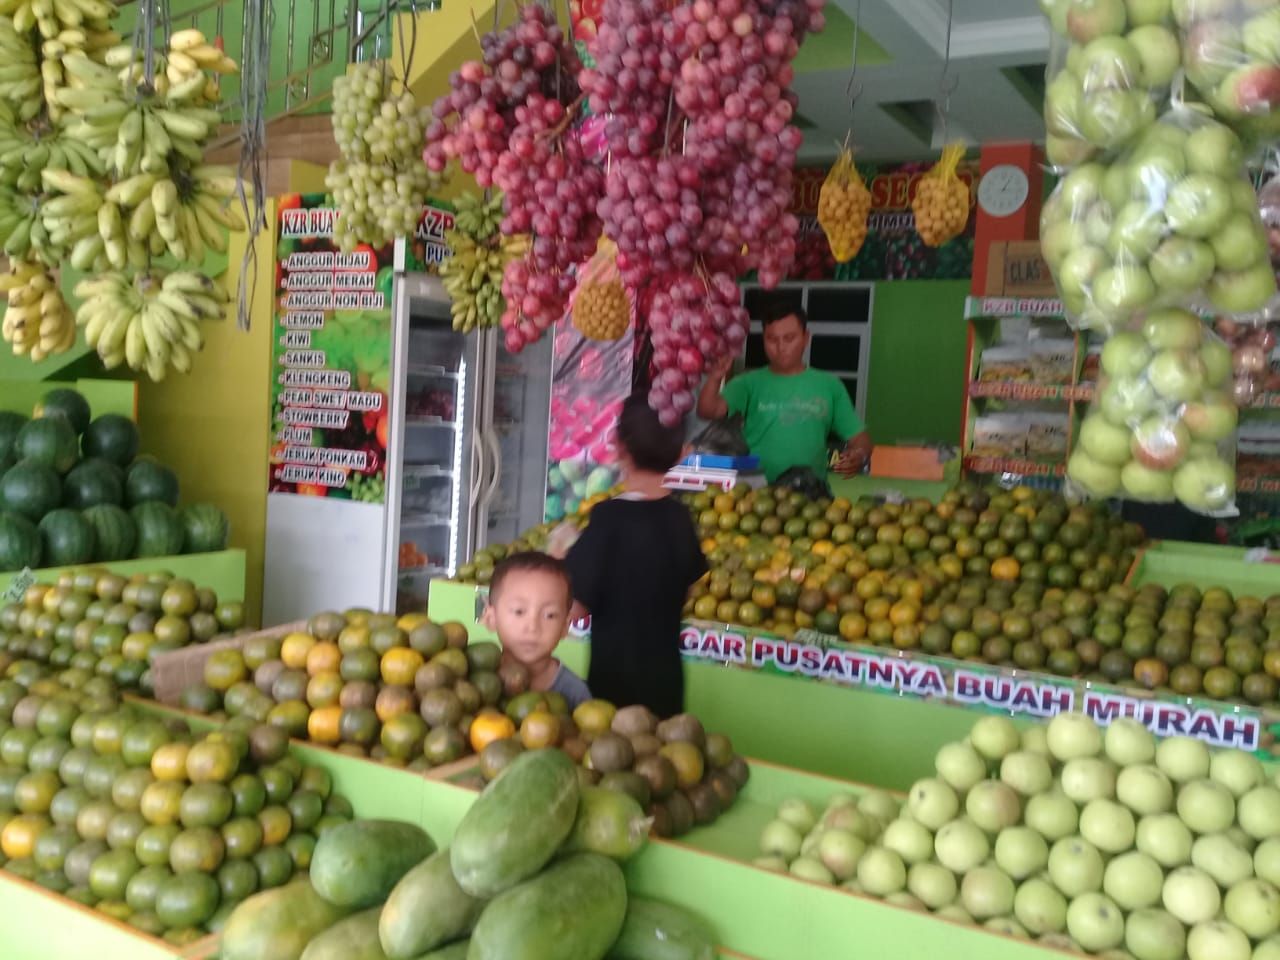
(441, 192), (528, 332)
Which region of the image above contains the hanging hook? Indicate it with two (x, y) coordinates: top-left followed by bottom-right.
(935, 0), (958, 142)
(845, 0), (864, 121)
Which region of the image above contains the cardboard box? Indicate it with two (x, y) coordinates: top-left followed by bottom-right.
(151, 621), (306, 705)
(869, 446), (948, 481)
(984, 241), (1056, 297)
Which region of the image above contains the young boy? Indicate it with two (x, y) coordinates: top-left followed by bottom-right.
(563, 396), (708, 717)
(481, 551), (592, 710)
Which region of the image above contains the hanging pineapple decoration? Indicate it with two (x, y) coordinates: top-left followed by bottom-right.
(912, 0), (969, 248)
(817, 144), (873, 263)
(817, 1), (872, 264)
(913, 143), (971, 247)
(571, 237), (632, 342)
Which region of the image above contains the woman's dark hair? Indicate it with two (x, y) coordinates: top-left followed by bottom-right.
(762, 304), (808, 329)
(617, 395), (684, 473)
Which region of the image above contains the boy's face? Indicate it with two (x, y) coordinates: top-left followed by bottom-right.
(483, 569), (571, 666)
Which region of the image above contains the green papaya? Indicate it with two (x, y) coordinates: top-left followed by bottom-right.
(311, 819), (436, 908)
(412, 942), (468, 960)
(220, 879), (353, 960)
(468, 853), (627, 960)
(451, 749), (579, 897)
(380, 848), (486, 959)
(606, 897), (717, 960)
(565, 786), (652, 861)
(301, 906), (386, 960)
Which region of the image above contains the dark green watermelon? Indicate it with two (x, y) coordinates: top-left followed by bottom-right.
(180, 503), (229, 553)
(81, 414), (139, 467)
(0, 511), (40, 572)
(82, 504), (136, 561)
(131, 502), (184, 557)
(0, 412), (26, 467)
(125, 459), (179, 507)
(63, 459), (124, 510)
(0, 460), (61, 522)
(34, 389), (91, 435)
(37, 510), (96, 567)
(16, 418), (79, 474)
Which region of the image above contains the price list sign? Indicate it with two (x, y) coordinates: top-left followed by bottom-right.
(269, 193), (395, 504)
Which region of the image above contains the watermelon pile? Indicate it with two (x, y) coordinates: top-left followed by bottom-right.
(0, 388), (231, 571)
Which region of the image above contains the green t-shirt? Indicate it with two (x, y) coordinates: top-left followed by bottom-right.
(721, 367), (865, 482)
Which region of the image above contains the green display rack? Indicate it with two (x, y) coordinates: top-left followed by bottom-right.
(0, 548), (248, 605)
(0, 378), (137, 420)
(1126, 544), (1280, 594)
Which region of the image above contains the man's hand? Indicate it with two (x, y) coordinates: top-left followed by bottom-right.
(833, 432), (871, 477)
(707, 354), (735, 380)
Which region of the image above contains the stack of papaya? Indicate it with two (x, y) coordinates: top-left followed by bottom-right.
(222, 747), (719, 960)
(0, 667), (354, 944)
(0, 568), (249, 697)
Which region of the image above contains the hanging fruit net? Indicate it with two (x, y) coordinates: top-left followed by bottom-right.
(817, 146), (872, 263)
(571, 237), (633, 342)
(913, 143), (971, 248)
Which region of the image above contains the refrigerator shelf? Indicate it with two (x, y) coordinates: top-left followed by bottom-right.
(405, 415), (458, 429)
(399, 564), (449, 578)
(406, 364), (460, 379)
(403, 463), (454, 478)
(401, 512), (452, 528)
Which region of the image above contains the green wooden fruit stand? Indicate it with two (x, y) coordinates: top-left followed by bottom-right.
(0, 549), (249, 605)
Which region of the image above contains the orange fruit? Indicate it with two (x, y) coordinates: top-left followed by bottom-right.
(2, 813), (49, 859)
(469, 710), (516, 754)
(150, 743), (191, 782)
(888, 601), (919, 627)
(305, 642), (341, 677)
(380, 648), (424, 687)
(991, 557), (1020, 582)
(306, 706), (342, 745)
(280, 632), (318, 670)
(257, 806), (292, 846)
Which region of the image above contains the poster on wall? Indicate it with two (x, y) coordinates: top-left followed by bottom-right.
(790, 159), (979, 282)
(268, 193), (396, 504)
(544, 322), (633, 521)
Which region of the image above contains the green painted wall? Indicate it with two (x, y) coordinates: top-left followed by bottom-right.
(865, 280), (969, 447)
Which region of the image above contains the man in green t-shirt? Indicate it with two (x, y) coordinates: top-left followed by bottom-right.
(697, 307), (871, 482)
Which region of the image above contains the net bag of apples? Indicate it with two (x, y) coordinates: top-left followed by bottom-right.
(1040, 0), (1180, 170)
(1041, 104), (1277, 333)
(817, 146), (872, 263)
(1173, 0), (1280, 147)
(570, 237), (633, 342)
(912, 144), (972, 247)
(1068, 307), (1239, 514)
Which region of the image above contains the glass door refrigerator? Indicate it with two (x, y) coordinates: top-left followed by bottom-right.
(385, 273), (553, 613)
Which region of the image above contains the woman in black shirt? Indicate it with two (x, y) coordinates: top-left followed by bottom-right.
(564, 397), (708, 717)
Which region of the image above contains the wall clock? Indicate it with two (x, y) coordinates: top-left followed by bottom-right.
(977, 164), (1029, 218)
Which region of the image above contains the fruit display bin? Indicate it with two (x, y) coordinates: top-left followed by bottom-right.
(0, 868), (216, 960)
(1126, 544), (1280, 594)
(428, 579), (1280, 789)
(112, 700), (1064, 960)
(0, 548), (247, 606)
(0, 378), (137, 421)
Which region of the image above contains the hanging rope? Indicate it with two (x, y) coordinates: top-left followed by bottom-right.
(934, 0), (960, 143)
(130, 0), (171, 94)
(235, 0), (271, 331)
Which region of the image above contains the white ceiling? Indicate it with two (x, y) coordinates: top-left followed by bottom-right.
(795, 0), (1051, 163)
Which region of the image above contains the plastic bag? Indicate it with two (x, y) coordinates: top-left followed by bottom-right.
(1042, 105), (1277, 331)
(817, 146), (871, 263)
(1175, 0), (1280, 139)
(1213, 315), (1278, 405)
(1067, 307), (1238, 514)
(571, 236), (633, 342)
(774, 466), (831, 501)
(913, 144), (971, 247)
(690, 414), (750, 457)
(1041, 1), (1179, 168)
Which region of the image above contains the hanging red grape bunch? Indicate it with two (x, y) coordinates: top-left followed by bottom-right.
(582, 0), (825, 423)
(423, 5), (603, 353)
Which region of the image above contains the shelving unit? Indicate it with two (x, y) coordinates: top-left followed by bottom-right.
(958, 297), (1089, 487)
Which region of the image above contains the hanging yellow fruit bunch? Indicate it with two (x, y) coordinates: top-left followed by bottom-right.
(571, 237), (631, 341)
(817, 145), (872, 262)
(913, 143), (971, 247)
